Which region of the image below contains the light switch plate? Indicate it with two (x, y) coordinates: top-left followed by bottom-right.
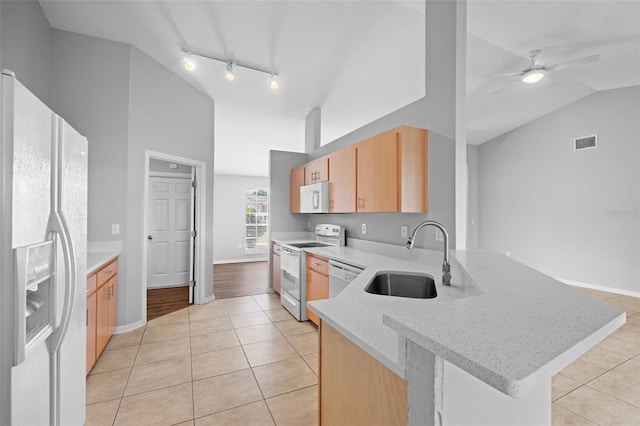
(435, 228), (444, 242)
(111, 224), (120, 235)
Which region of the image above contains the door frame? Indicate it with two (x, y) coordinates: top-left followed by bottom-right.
(141, 150), (207, 322)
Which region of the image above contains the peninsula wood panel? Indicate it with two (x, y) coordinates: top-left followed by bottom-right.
(320, 322), (408, 425)
(399, 126), (428, 212)
(290, 165), (305, 213)
(306, 254), (329, 326)
(356, 130), (398, 212)
(272, 243), (281, 294)
(328, 146), (356, 213)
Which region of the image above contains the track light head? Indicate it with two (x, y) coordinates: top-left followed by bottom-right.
(225, 62), (235, 81)
(269, 74), (279, 90)
(183, 54), (196, 71)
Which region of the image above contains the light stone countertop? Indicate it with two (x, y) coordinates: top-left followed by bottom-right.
(87, 250), (120, 276)
(306, 246), (625, 398)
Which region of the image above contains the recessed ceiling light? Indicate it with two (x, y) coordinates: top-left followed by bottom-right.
(225, 62), (235, 81)
(269, 75), (279, 90)
(522, 69), (545, 84)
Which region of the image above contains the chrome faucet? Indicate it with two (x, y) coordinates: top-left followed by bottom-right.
(406, 221), (451, 286)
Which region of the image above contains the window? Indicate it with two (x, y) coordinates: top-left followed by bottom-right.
(245, 188), (268, 253)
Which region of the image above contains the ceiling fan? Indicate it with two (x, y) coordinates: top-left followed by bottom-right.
(489, 49), (600, 88)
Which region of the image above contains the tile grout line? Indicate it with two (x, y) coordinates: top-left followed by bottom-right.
(188, 304), (196, 424)
(111, 325), (146, 425)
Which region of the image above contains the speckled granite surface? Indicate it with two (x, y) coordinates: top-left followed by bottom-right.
(307, 247), (625, 397)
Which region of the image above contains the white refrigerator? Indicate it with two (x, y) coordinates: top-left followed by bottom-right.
(0, 70), (88, 425)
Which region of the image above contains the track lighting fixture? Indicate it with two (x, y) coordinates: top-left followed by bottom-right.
(181, 47), (279, 89)
(269, 74), (279, 90)
(183, 54), (196, 71)
(225, 62), (235, 81)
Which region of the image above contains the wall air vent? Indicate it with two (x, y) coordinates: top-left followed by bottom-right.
(574, 134), (597, 151)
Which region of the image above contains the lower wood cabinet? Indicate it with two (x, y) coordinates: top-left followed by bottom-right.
(319, 321), (408, 425)
(87, 258), (118, 374)
(306, 254), (329, 326)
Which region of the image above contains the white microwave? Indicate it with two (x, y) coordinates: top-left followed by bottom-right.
(300, 181), (329, 213)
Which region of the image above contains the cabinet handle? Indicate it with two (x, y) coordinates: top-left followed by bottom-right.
(357, 197), (364, 208)
(330, 199), (334, 209)
(86, 309), (88, 327)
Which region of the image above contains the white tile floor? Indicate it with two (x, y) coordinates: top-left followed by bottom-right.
(86, 289), (640, 425)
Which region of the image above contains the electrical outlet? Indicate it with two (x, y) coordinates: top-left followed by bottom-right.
(361, 223), (367, 234)
(111, 224), (120, 235)
(401, 225), (408, 238)
(238, 243), (243, 249)
(307, 221), (310, 229)
(435, 228), (444, 242)
(505, 250), (511, 257)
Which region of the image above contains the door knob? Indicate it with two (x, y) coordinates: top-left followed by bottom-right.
(147, 235), (153, 240)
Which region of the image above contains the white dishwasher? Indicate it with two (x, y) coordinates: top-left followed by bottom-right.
(328, 260), (364, 298)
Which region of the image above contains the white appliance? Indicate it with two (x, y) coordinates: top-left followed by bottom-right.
(328, 260), (364, 298)
(280, 224), (345, 321)
(1, 70), (88, 425)
(300, 181), (329, 213)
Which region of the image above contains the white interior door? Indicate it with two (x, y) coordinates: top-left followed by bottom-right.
(147, 177), (192, 288)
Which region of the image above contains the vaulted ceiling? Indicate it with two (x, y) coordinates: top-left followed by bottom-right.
(38, 0), (640, 175)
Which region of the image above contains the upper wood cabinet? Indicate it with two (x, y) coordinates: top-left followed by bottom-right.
(356, 130), (399, 212)
(328, 147), (356, 213)
(289, 125), (427, 214)
(290, 165), (305, 213)
(305, 157), (329, 184)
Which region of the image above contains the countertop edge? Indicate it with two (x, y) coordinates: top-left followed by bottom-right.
(87, 251), (120, 276)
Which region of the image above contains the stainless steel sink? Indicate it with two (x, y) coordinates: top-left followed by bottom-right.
(365, 273), (437, 299)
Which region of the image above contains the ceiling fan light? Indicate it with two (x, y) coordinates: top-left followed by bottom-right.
(522, 70), (545, 84)
(183, 55), (196, 71)
(225, 62), (235, 81)
(269, 74), (279, 90)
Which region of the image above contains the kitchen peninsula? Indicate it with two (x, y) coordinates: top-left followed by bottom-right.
(307, 245), (625, 425)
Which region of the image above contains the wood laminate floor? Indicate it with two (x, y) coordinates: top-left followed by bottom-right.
(213, 261), (269, 300)
(147, 286), (190, 321)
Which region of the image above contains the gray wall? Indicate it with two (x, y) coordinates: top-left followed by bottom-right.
(0, 0), (52, 104)
(467, 144), (479, 249)
(213, 174), (269, 262)
(127, 47), (215, 313)
(478, 86), (640, 293)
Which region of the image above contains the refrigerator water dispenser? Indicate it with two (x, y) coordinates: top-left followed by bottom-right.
(14, 240), (55, 365)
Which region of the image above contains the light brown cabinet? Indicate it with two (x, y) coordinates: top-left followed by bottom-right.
(306, 253), (329, 326)
(87, 258), (118, 374)
(304, 157), (329, 184)
(319, 322), (408, 425)
(327, 146), (356, 213)
(290, 165), (305, 213)
(272, 243), (281, 294)
(290, 125), (428, 214)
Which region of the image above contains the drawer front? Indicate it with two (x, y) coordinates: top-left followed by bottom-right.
(272, 243), (281, 256)
(307, 254), (328, 276)
(97, 259), (118, 287)
(87, 274), (97, 294)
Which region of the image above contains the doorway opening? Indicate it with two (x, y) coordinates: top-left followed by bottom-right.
(142, 151), (207, 322)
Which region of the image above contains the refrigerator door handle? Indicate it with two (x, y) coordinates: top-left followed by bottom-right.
(47, 210), (77, 353)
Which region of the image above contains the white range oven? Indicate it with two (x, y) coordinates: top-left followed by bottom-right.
(280, 224), (344, 321)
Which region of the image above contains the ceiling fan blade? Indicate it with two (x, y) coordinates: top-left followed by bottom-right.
(484, 71), (521, 78)
(547, 54), (600, 71)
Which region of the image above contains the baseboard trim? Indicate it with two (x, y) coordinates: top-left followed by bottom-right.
(557, 278), (640, 298)
(114, 319), (146, 335)
(213, 258), (267, 265)
(200, 295), (215, 304)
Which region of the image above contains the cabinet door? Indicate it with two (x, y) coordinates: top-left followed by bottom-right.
(305, 157), (329, 184)
(356, 130), (398, 212)
(108, 278), (118, 337)
(306, 269), (329, 326)
(399, 126), (428, 213)
(290, 166), (305, 213)
(272, 252), (281, 294)
(328, 147), (356, 213)
(86, 292), (97, 375)
(96, 283), (110, 355)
